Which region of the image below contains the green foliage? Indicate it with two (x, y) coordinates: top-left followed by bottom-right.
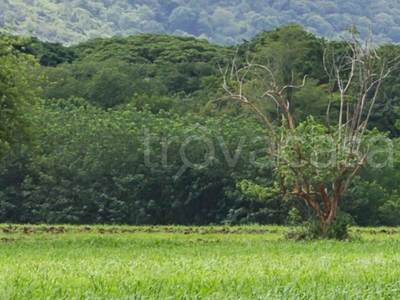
(1, 25), (400, 227)
(248, 24), (327, 82)
(3, 0), (400, 46)
(237, 180), (280, 202)
(222, 25), (400, 233)
(228, 180), (289, 225)
(379, 198), (400, 226)
(1, 95), (277, 225)
(22, 38), (76, 66)
(31, 34), (233, 109)
(277, 116), (377, 190)
(71, 34), (233, 64)
(0, 33), (42, 158)
(285, 212), (354, 240)
(326, 212), (355, 239)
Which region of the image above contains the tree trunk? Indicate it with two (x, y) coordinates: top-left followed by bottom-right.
(300, 191), (339, 237)
(319, 195), (339, 237)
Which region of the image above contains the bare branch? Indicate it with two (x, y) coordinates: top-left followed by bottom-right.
(340, 155), (367, 197)
(279, 74), (308, 95)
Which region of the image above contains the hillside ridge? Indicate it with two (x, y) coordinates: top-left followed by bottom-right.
(1, 0), (399, 45)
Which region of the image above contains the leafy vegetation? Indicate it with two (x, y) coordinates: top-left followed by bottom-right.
(0, 33), (41, 158)
(1, 25), (400, 228)
(222, 26), (400, 237)
(3, 0), (400, 45)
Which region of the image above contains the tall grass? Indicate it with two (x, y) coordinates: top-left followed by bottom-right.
(0, 225), (399, 299)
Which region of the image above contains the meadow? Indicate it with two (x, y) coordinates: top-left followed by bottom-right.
(0, 225), (399, 299)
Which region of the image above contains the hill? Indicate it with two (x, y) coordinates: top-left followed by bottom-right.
(1, 0), (400, 45)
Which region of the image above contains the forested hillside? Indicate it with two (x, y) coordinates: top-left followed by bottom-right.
(1, 25), (400, 226)
(1, 0), (400, 45)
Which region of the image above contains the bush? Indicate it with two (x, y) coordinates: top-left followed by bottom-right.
(284, 211), (354, 241)
(326, 212), (355, 240)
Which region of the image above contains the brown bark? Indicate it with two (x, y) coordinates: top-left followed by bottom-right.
(299, 187), (341, 237)
(320, 185), (331, 212)
(299, 191), (324, 222)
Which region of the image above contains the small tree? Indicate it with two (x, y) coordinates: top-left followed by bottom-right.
(220, 29), (400, 236)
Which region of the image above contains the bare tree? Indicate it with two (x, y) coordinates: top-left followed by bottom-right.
(220, 31), (399, 236)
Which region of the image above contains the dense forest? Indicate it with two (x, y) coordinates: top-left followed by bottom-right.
(2, 0), (400, 45)
(1, 24), (400, 226)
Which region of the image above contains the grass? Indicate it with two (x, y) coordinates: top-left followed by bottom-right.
(0, 225), (399, 299)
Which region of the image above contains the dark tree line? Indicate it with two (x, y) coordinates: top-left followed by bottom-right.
(1, 25), (400, 226)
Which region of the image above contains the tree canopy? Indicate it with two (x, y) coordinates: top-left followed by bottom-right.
(1, 25), (400, 228)
(2, 0), (400, 45)
(0, 33), (41, 158)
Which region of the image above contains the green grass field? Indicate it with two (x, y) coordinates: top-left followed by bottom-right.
(0, 225), (399, 299)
